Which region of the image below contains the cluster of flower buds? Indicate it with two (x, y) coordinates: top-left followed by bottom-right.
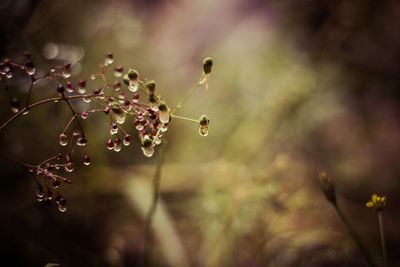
(31, 153), (71, 212)
(1, 51), (213, 212)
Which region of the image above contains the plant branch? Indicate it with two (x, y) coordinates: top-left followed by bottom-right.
(378, 212), (388, 267)
(0, 94), (97, 132)
(170, 75), (204, 116)
(334, 204), (376, 267)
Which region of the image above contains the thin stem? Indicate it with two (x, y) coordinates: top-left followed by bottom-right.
(0, 94), (97, 132)
(334, 204), (376, 267)
(143, 134), (167, 266)
(25, 77), (35, 108)
(62, 114), (77, 134)
(378, 212), (388, 267)
(170, 75), (204, 116)
(171, 114), (199, 123)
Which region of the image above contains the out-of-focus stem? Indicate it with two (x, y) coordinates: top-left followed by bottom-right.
(334, 204), (376, 267)
(143, 134), (167, 266)
(378, 212), (388, 267)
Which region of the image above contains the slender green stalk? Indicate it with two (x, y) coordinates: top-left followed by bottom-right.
(171, 114), (199, 123)
(143, 135), (168, 266)
(378, 212), (388, 267)
(334, 204), (376, 267)
(170, 75), (204, 116)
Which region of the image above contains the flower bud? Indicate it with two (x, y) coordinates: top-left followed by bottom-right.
(198, 114), (210, 136)
(318, 171), (336, 205)
(146, 80), (156, 93)
(203, 57), (213, 74)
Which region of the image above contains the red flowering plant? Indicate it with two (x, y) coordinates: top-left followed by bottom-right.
(0, 52), (212, 212)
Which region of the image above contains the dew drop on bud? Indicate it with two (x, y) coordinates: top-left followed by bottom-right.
(36, 186), (45, 198)
(66, 81), (75, 93)
(114, 110), (126, 124)
(129, 80), (139, 92)
(81, 111), (88, 119)
(114, 66), (123, 77)
(106, 138), (114, 150)
(76, 137), (87, 146)
(83, 153), (91, 166)
(113, 81), (121, 91)
(199, 126), (209, 136)
(62, 63), (72, 78)
(142, 145), (154, 157)
(114, 137), (122, 152)
(73, 130), (81, 137)
(65, 161), (75, 172)
(110, 121), (118, 135)
(132, 93), (139, 103)
(159, 110), (170, 124)
(52, 179), (60, 189)
(83, 97), (91, 103)
(58, 204), (67, 212)
(25, 61), (35, 76)
(123, 134), (131, 146)
(198, 115), (210, 136)
(5, 72), (12, 79)
(160, 123), (168, 133)
(78, 80), (87, 94)
(10, 97), (20, 113)
(105, 52), (114, 65)
(141, 136), (154, 157)
(59, 133), (68, 146)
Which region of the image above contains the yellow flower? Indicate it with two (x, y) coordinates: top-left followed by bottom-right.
(366, 194), (386, 212)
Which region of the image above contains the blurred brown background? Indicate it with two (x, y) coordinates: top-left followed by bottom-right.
(1, 0), (400, 266)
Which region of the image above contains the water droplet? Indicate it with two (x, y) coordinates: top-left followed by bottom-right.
(114, 66), (123, 77)
(36, 187), (45, 198)
(66, 81), (75, 93)
(132, 93), (140, 103)
(62, 63), (71, 78)
(58, 204), (67, 212)
(106, 138), (114, 150)
(90, 75), (96, 80)
(155, 137), (162, 145)
(135, 123), (144, 131)
(22, 110), (29, 115)
(83, 153), (91, 166)
(25, 61), (35, 76)
(159, 110), (170, 124)
(114, 111), (126, 124)
(199, 125), (209, 136)
(73, 130), (81, 137)
(129, 80), (139, 92)
(77, 80), (86, 94)
(114, 137), (122, 152)
(83, 97), (91, 103)
(160, 123), (168, 133)
(105, 52), (114, 65)
(123, 134), (131, 146)
(81, 112), (88, 119)
(10, 97), (20, 113)
(113, 81), (121, 91)
(76, 137), (87, 146)
(137, 112), (143, 119)
(59, 133), (68, 146)
(5, 72), (12, 79)
(110, 122), (118, 135)
(65, 161), (74, 172)
(52, 180), (60, 189)
(142, 145), (154, 157)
